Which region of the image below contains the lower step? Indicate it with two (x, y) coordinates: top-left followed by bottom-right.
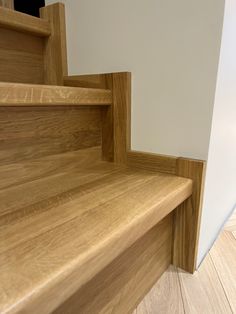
(0, 147), (192, 313)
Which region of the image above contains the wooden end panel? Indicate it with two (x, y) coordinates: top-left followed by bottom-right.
(0, 28), (44, 84)
(173, 158), (206, 273)
(40, 3), (68, 85)
(0, 107), (102, 165)
(53, 214), (173, 314)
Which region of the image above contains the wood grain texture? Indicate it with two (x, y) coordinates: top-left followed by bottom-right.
(127, 150), (177, 175)
(125, 150), (206, 273)
(173, 158), (206, 273)
(0, 107), (102, 164)
(40, 3), (68, 85)
(0, 148), (192, 313)
(0, 28), (44, 84)
(64, 72), (131, 163)
(210, 231), (236, 312)
(64, 74), (108, 89)
(64, 73), (114, 162)
(0, 0), (13, 9)
(0, 6), (51, 36)
(0, 147), (102, 191)
(54, 215), (173, 314)
(135, 265), (184, 314)
(0, 82), (112, 106)
(178, 254), (232, 314)
(112, 72), (131, 163)
(134, 208), (236, 313)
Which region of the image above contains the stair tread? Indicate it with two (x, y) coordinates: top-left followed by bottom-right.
(0, 82), (112, 106)
(0, 6), (51, 37)
(0, 147), (192, 313)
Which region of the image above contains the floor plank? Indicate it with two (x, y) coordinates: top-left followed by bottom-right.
(210, 231), (236, 313)
(134, 209), (236, 314)
(224, 211), (236, 232)
(178, 254), (232, 314)
(136, 265), (184, 314)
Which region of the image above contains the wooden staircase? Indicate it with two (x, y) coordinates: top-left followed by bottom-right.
(0, 3), (206, 314)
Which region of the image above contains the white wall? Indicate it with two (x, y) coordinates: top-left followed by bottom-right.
(47, 0), (224, 161)
(198, 0), (236, 264)
(46, 0), (235, 266)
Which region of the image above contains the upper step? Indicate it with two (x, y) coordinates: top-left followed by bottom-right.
(0, 82), (112, 106)
(0, 6), (51, 37)
(0, 147), (192, 314)
(0, 3), (66, 85)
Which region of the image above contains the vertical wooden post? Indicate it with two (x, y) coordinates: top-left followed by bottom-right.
(172, 158), (206, 273)
(40, 3), (68, 85)
(0, 0), (14, 9)
(102, 72), (131, 163)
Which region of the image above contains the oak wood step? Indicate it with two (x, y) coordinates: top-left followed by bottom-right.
(0, 82), (112, 106)
(0, 147), (192, 314)
(0, 6), (51, 37)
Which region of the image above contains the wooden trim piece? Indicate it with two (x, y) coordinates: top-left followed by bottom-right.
(64, 74), (108, 89)
(112, 72), (131, 163)
(64, 72), (131, 163)
(0, 0), (14, 9)
(0, 7), (51, 37)
(127, 150), (177, 175)
(173, 157), (206, 273)
(101, 72), (131, 163)
(0, 82), (112, 106)
(40, 3), (68, 85)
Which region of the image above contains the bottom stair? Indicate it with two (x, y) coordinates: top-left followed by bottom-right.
(0, 147), (192, 314)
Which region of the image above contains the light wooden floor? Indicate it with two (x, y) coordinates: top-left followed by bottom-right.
(134, 210), (236, 314)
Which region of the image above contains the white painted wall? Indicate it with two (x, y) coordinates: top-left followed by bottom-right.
(198, 0), (236, 264)
(46, 0), (236, 266)
(47, 0), (224, 161)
